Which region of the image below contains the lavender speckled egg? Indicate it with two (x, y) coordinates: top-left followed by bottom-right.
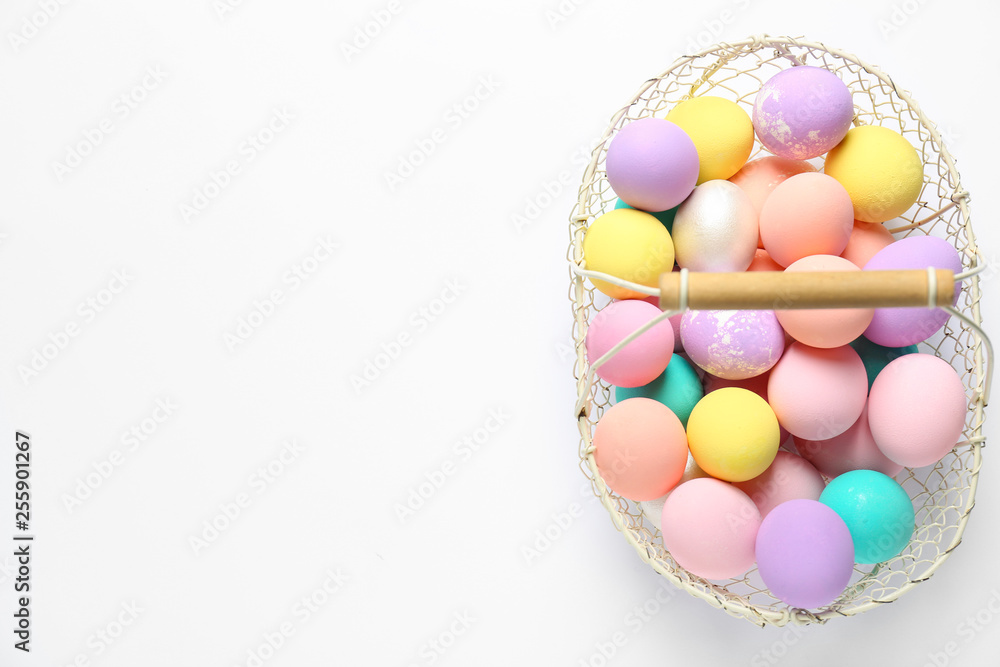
(606, 117), (700, 212)
(672, 180), (759, 272)
(862, 236), (963, 347)
(753, 66), (854, 160)
(681, 310), (785, 380)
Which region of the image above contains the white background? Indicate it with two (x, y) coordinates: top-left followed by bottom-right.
(1, 0), (999, 666)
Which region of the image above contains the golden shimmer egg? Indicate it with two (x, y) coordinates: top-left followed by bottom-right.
(672, 180), (758, 272)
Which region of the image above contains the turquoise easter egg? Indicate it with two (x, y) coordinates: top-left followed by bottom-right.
(614, 354), (703, 427)
(615, 197), (677, 234)
(848, 336), (918, 390)
(820, 470), (915, 564)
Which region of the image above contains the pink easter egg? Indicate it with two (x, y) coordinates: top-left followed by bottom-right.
(768, 342), (868, 440)
(868, 354), (967, 468)
(661, 478), (761, 580)
(586, 300), (674, 388)
(733, 451), (826, 519)
(794, 402), (904, 478)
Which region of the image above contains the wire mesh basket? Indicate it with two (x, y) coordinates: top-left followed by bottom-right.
(568, 35), (989, 626)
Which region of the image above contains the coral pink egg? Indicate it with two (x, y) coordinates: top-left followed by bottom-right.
(794, 402), (904, 478)
(868, 354), (968, 468)
(768, 342), (868, 440)
(775, 255), (874, 348)
(730, 156), (817, 248)
(593, 398), (689, 501)
(733, 451), (826, 518)
(586, 300), (674, 388)
(759, 173), (854, 267)
(841, 220), (895, 268)
(748, 248), (784, 272)
(660, 478), (761, 580)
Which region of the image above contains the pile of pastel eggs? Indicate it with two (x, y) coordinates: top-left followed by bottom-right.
(583, 65), (970, 610)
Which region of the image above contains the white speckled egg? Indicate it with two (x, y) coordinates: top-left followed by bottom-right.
(672, 180), (758, 272)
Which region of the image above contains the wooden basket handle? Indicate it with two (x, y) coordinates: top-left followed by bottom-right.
(658, 269), (956, 311)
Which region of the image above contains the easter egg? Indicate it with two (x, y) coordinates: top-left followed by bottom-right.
(661, 478), (761, 580)
(686, 387), (780, 482)
(730, 156), (818, 216)
(753, 66), (854, 160)
(768, 342), (868, 440)
(672, 180), (758, 272)
(681, 309), (784, 380)
(593, 397), (688, 501)
(731, 156), (817, 248)
(862, 236), (963, 347)
(615, 354), (703, 427)
(794, 402), (904, 478)
(824, 125), (923, 223)
(703, 370), (791, 447)
(848, 336), (918, 390)
(582, 208), (675, 299)
(606, 117), (699, 212)
(586, 300), (674, 388)
(639, 455), (709, 531)
(615, 197), (678, 233)
(820, 470), (915, 564)
(733, 451), (826, 519)
(747, 249), (784, 272)
(841, 220), (894, 268)
(868, 354), (967, 468)
(775, 255), (874, 348)
(666, 96), (754, 183)
(755, 499), (855, 609)
(759, 173), (854, 267)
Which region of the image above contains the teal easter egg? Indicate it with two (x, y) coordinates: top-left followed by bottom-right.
(819, 470), (915, 564)
(614, 354), (703, 427)
(615, 197), (677, 234)
(848, 336), (918, 390)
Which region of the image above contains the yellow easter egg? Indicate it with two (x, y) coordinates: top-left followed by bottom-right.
(823, 125), (923, 223)
(582, 208), (674, 299)
(687, 387), (779, 482)
(666, 97), (754, 184)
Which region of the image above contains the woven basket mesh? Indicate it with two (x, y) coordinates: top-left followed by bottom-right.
(568, 36), (987, 626)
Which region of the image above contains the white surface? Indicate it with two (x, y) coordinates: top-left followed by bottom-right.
(1, 0), (999, 665)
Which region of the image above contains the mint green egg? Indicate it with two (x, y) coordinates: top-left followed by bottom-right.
(820, 470), (915, 564)
(615, 198), (677, 234)
(849, 337), (918, 390)
(614, 354), (702, 427)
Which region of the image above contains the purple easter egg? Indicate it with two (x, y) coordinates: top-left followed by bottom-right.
(681, 309), (785, 380)
(862, 236), (963, 347)
(606, 118), (699, 212)
(753, 66), (854, 160)
(755, 499), (855, 609)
